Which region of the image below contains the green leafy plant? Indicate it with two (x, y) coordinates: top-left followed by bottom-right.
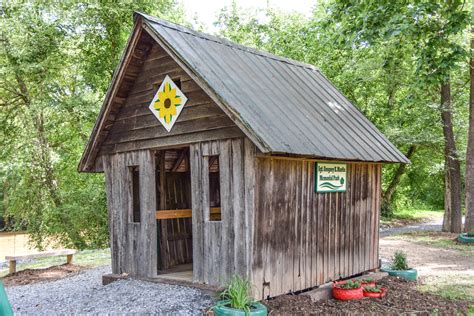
(391, 250), (409, 270)
(361, 277), (374, 283)
(335, 280), (361, 289)
(363, 285), (382, 293)
(219, 275), (255, 313)
(466, 231), (474, 237)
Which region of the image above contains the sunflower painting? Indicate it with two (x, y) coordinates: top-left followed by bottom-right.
(148, 75), (188, 132)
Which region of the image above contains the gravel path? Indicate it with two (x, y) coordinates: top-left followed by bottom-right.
(379, 216), (443, 237)
(6, 266), (215, 315)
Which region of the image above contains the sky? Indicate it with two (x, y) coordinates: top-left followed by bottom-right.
(181, 0), (316, 32)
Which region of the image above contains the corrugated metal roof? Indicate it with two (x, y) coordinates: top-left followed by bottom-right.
(137, 13), (408, 163)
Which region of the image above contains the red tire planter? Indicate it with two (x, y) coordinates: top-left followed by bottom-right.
(363, 288), (387, 298)
(332, 282), (363, 300)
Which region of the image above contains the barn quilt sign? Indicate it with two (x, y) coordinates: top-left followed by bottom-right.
(149, 75), (188, 132)
(315, 162), (347, 193)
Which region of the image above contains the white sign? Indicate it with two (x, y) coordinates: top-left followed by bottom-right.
(149, 75), (188, 132)
(315, 162), (347, 193)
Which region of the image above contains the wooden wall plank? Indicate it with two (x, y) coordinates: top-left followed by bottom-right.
(99, 126), (244, 156)
(251, 158), (381, 297)
(244, 139), (256, 283)
(190, 143), (204, 282)
(190, 138), (253, 287)
(103, 150), (157, 278)
(232, 139), (246, 277)
(100, 41), (243, 156)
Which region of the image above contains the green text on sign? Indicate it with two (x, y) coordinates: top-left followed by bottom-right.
(315, 162), (347, 193)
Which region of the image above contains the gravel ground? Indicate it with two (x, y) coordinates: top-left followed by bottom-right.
(6, 265), (215, 315)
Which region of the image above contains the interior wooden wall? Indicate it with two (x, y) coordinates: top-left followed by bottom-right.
(157, 172), (193, 269)
(103, 150), (157, 278)
(251, 158), (381, 299)
(190, 138), (256, 286)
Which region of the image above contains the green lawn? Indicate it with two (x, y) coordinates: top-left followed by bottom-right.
(386, 231), (474, 253)
(0, 248), (111, 277)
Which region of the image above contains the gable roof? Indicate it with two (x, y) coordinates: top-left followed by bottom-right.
(79, 12), (408, 171)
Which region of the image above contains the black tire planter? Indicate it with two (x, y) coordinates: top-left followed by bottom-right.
(458, 233), (474, 244)
(213, 300), (268, 316)
(381, 268), (417, 281)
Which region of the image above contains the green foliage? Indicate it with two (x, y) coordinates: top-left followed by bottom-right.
(336, 280), (361, 289)
(219, 275), (255, 313)
(363, 285), (382, 293)
(0, 1), (471, 250)
(391, 250), (409, 270)
(0, 1), (181, 249)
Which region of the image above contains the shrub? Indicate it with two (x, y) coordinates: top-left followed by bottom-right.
(391, 250), (409, 270)
(466, 231), (474, 237)
(219, 275), (255, 313)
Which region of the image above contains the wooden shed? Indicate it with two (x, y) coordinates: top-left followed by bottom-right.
(79, 12), (408, 299)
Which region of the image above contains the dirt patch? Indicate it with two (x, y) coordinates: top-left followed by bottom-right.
(2, 264), (84, 287)
(380, 237), (474, 277)
(266, 277), (471, 315)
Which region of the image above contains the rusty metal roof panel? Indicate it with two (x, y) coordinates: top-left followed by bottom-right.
(138, 12), (408, 163)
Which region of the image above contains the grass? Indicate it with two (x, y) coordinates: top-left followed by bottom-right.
(0, 248), (111, 277)
(380, 208), (443, 226)
(419, 274), (474, 304)
(386, 231), (474, 254)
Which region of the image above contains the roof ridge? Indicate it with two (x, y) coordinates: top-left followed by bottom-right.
(135, 11), (320, 72)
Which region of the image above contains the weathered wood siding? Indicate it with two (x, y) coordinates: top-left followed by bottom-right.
(190, 138), (256, 285)
(103, 150), (157, 277)
(251, 158), (381, 299)
(99, 42), (244, 156)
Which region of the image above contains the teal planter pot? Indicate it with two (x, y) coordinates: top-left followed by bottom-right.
(213, 300), (268, 316)
(458, 233), (474, 244)
(381, 268), (417, 281)
(0, 282), (13, 316)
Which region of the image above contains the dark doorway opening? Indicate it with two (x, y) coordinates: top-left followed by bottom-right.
(155, 148), (193, 277)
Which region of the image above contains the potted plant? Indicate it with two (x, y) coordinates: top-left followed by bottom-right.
(212, 276), (268, 316)
(360, 277), (376, 287)
(332, 280), (363, 300)
(363, 285), (387, 298)
(381, 250), (417, 281)
(458, 231), (474, 244)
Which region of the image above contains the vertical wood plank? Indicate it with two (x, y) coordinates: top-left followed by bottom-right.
(244, 139), (256, 283)
(190, 143), (204, 282)
(232, 139), (246, 277)
(138, 150), (157, 277)
(220, 139), (234, 283)
(159, 151), (169, 269)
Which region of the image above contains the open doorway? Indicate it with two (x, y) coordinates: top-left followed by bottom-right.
(155, 148), (193, 281)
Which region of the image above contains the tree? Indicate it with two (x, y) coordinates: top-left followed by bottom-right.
(325, 1), (469, 232)
(465, 25), (474, 232)
(0, 1), (180, 249)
